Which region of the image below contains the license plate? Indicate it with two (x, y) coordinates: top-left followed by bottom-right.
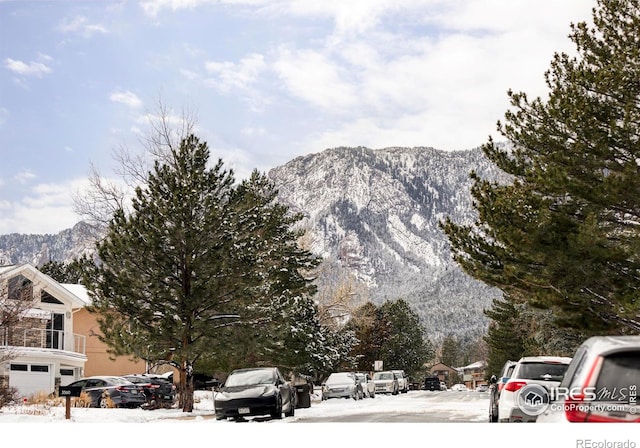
(131, 390), (138, 394)
(238, 407), (250, 414)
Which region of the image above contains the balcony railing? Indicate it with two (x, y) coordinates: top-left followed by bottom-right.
(0, 328), (86, 355)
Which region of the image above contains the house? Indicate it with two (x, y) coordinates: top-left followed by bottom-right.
(459, 360), (487, 390)
(428, 362), (459, 387)
(0, 263), (144, 398)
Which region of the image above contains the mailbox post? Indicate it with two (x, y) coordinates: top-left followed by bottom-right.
(58, 386), (82, 420)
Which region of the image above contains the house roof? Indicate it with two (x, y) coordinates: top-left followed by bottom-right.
(0, 263), (88, 309)
(460, 361), (486, 371)
(61, 283), (91, 306)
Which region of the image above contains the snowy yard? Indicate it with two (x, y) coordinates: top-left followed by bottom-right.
(0, 388), (486, 423)
(0, 389), (631, 448)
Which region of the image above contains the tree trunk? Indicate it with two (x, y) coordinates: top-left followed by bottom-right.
(179, 361), (194, 412)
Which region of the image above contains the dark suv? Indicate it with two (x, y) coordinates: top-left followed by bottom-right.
(488, 360), (517, 422)
(122, 374), (177, 408)
(423, 376), (441, 391)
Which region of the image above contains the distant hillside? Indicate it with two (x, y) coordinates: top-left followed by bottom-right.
(268, 146), (508, 343)
(0, 146), (508, 343)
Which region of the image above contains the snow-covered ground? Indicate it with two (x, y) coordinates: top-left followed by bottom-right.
(0, 388), (485, 423)
(1, 389), (632, 448)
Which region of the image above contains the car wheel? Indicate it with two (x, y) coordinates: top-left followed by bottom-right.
(98, 396), (109, 408)
(271, 396), (283, 420)
(285, 400), (295, 417)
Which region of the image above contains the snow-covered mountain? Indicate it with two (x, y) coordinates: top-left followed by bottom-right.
(0, 145), (507, 342)
(0, 221), (103, 267)
(268, 146), (506, 342)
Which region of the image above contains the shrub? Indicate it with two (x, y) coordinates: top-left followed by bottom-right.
(0, 383), (19, 408)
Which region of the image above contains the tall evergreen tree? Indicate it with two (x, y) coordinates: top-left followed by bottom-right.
(483, 295), (525, 378)
(379, 299), (434, 375)
(83, 135), (324, 411)
(442, 0), (640, 338)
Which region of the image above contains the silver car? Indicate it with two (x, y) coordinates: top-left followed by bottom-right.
(355, 372), (376, 398)
(537, 336), (640, 423)
(322, 372), (363, 400)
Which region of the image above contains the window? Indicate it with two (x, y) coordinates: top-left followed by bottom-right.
(594, 351), (640, 402)
(8, 275), (32, 301)
(31, 365), (49, 373)
(60, 369), (74, 376)
(41, 290), (63, 304)
(10, 364), (28, 371)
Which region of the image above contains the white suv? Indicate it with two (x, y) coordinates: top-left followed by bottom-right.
(497, 356), (572, 422)
(392, 370), (409, 394)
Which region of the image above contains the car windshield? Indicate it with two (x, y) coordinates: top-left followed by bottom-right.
(225, 369), (274, 387)
(517, 362), (569, 382)
(374, 372), (393, 380)
(326, 373), (354, 385)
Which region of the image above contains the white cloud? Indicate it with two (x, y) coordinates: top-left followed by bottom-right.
(273, 48), (358, 112)
(4, 57), (52, 78)
(204, 53), (267, 93)
(58, 16), (108, 37)
(13, 170), (37, 185)
(140, 0), (271, 17)
(0, 178), (92, 235)
(110, 90), (143, 109)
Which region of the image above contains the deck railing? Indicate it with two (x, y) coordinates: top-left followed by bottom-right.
(0, 328), (86, 355)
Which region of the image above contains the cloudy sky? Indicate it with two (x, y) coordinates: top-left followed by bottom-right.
(0, 0), (594, 235)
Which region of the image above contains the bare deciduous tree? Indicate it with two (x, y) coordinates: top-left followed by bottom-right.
(73, 97), (199, 225)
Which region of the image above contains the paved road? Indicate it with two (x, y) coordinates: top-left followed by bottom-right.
(290, 389), (490, 423)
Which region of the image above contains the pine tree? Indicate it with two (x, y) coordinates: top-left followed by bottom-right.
(483, 295), (525, 378)
(40, 257), (95, 284)
(379, 299), (434, 375)
(83, 135), (325, 411)
(442, 0), (640, 337)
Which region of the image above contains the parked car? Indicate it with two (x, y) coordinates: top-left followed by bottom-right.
(489, 360), (517, 422)
(355, 372), (376, 398)
(213, 367), (296, 421)
(451, 383), (468, 392)
(391, 370), (409, 393)
(122, 374), (177, 408)
(66, 376), (147, 408)
(322, 372), (363, 400)
(537, 336), (640, 423)
(476, 384), (489, 393)
(423, 376), (441, 391)
(498, 356), (572, 423)
(373, 371), (399, 395)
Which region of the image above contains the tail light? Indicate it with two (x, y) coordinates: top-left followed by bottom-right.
(504, 381), (527, 392)
(565, 391), (640, 423)
(562, 355), (639, 423)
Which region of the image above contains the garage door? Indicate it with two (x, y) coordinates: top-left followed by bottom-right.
(9, 363), (53, 397)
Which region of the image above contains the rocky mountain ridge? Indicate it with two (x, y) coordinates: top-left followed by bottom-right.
(0, 145), (508, 342)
